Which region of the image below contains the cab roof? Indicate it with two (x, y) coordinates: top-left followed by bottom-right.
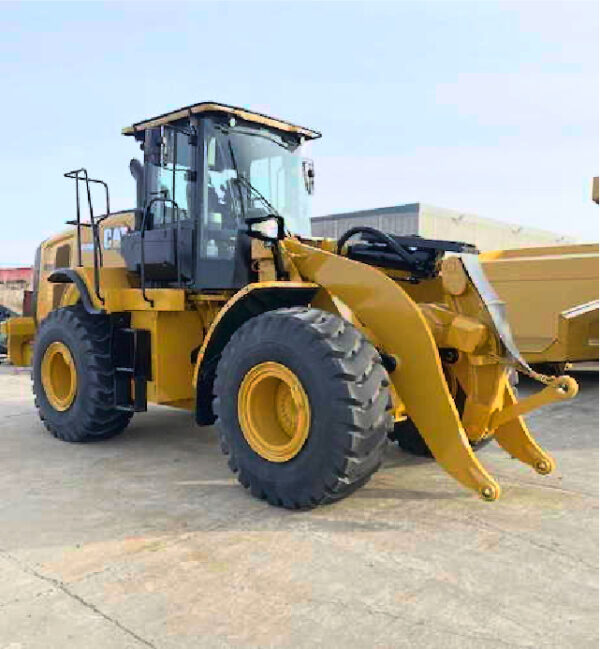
(122, 101), (321, 140)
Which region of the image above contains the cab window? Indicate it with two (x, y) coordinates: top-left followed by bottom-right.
(146, 127), (194, 225)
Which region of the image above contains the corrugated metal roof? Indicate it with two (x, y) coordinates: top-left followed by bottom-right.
(311, 203), (576, 251)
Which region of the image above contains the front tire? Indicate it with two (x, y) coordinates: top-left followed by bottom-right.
(32, 306), (132, 442)
(214, 307), (393, 509)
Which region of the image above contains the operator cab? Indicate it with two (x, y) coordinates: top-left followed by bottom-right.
(120, 102), (320, 291)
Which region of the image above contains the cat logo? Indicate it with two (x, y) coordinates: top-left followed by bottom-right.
(103, 226), (130, 250)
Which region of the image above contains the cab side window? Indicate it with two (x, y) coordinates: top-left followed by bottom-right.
(146, 127), (194, 225)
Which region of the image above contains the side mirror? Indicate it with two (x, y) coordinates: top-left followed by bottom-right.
(302, 159), (315, 194)
(245, 214), (285, 242)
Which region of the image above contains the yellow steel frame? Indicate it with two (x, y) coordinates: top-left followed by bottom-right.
(129, 310), (204, 409)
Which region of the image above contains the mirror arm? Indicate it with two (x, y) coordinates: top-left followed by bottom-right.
(271, 242), (289, 281)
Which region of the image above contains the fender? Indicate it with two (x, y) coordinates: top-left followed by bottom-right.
(48, 268), (104, 316)
(193, 281), (318, 425)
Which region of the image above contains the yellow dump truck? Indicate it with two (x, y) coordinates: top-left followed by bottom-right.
(1, 102), (581, 507)
(482, 243), (599, 374)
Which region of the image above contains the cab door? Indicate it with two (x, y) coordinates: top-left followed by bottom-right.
(145, 125), (195, 225)
(143, 125), (197, 281)
(194, 120), (252, 290)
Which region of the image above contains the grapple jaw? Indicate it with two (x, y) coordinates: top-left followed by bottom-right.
(406, 253), (580, 500)
(282, 238), (580, 501)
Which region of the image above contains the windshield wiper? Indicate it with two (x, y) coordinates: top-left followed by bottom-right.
(227, 139), (282, 218)
(234, 127), (294, 152)
(219, 124), (294, 152)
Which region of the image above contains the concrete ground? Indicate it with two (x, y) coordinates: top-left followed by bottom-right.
(0, 365), (597, 649)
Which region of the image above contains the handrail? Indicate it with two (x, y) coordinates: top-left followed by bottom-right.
(64, 169), (111, 305)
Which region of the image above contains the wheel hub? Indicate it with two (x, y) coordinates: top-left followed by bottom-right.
(41, 341), (77, 411)
(237, 361), (310, 462)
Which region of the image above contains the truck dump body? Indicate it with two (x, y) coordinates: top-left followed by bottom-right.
(481, 243), (599, 365)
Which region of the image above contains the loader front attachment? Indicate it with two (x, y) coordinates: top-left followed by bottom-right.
(283, 238), (579, 501)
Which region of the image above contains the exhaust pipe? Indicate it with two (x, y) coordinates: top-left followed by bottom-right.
(129, 158), (144, 210)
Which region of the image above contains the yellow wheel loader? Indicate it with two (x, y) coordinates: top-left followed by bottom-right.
(1, 102), (579, 507)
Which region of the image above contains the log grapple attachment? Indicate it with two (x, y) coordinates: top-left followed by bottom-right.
(283, 234), (578, 501)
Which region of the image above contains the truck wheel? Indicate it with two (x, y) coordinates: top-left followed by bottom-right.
(32, 306), (132, 442)
(389, 385), (491, 457)
(214, 307), (393, 509)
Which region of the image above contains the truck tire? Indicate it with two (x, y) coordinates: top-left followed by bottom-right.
(32, 306), (132, 442)
(214, 307), (393, 509)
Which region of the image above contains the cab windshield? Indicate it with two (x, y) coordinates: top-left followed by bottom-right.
(206, 124), (312, 239)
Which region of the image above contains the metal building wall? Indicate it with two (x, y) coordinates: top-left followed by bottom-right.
(311, 205), (419, 240)
(311, 203), (575, 251)
(417, 204), (575, 250)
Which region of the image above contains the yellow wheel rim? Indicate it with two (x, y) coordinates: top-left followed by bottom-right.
(41, 341), (77, 411)
(237, 361), (311, 462)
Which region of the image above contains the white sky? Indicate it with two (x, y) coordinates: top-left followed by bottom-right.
(1, 1), (597, 265)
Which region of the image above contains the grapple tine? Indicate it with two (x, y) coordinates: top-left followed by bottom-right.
(415, 411), (502, 501)
(494, 383), (556, 475)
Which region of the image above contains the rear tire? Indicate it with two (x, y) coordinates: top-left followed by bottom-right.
(32, 306), (132, 442)
(389, 385), (491, 457)
(214, 307), (393, 509)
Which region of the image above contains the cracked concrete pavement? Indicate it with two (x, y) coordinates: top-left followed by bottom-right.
(0, 365), (597, 648)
